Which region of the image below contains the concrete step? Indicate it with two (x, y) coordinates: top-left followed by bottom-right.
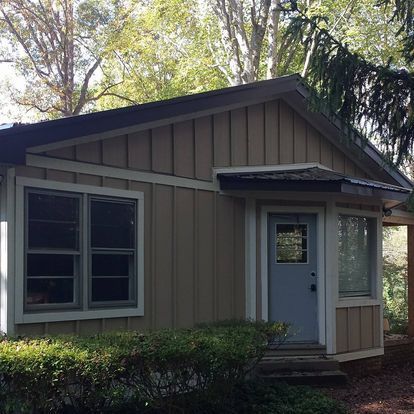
(258, 356), (340, 373)
(259, 370), (348, 386)
(266, 346), (327, 357)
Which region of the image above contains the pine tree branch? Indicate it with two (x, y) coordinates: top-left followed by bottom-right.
(285, 1), (414, 165)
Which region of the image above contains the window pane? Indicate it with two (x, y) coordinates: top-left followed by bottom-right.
(92, 254), (130, 276)
(91, 200), (135, 248)
(27, 278), (74, 304)
(276, 224), (307, 263)
(338, 215), (373, 296)
(28, 222), (79, 249)
(27, 254), (75, 277)
(28, 192), (79, 222)
(92, 278), (129, 302)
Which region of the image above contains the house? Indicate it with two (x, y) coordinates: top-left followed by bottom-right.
(0, 74), (413, 363)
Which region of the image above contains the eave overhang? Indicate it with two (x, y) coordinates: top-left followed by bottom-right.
(218, 168), (411, 203)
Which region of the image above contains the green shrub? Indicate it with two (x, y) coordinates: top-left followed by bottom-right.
(0, 322), (281, 413)
(223, 380), (348, 414)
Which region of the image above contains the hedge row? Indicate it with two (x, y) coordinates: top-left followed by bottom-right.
(0, 320), (289, 414)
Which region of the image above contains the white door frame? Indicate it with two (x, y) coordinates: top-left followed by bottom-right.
(260, 205), (326, 346)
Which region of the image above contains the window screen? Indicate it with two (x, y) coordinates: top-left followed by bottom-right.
(338, 215), (376, 297)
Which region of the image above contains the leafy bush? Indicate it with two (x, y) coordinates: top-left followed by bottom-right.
(383, 226), (408, 334)
(0, 322), (283, 414)
(223, 380), (348, 414)
(196, 318), (290, 345)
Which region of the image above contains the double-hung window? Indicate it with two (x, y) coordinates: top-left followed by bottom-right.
(338, 214), (377, 297)
(17, 178), (144, 322)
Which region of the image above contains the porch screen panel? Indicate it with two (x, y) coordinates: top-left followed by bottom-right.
(338, 215), (375, 297)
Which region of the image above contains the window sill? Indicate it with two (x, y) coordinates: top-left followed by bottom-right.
(16, 306), (144, 324)
(336, 298), (380, 308)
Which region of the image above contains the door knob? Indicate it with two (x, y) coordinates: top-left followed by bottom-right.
(310, 271), (316, 277)
(309, 284), (317, 292)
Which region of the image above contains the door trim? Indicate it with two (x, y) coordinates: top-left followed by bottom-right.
(260, 206), (326, 346)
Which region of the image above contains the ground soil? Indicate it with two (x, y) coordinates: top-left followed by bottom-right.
(323, 363), (414, 413)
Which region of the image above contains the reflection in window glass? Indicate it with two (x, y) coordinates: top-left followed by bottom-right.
(90, 198), (136, 304)
(338, 215), (374, 297)
(91, 200), (135, 249)
(276, 224), (308, 263)
(26, 191), (80, 307)
(28, 193), (79, 250)
(27, 278), (74, 304)
(92, 278), (129, 302)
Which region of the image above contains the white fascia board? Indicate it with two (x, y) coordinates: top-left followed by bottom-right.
(26, 154), (219, 192)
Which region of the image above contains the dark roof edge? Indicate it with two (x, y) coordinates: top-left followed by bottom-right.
(0, 73), (411, 190)
(294, 82), (413, 189)
(0, 74), (300, 139)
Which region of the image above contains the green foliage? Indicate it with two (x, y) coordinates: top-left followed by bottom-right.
(216, 380), (347, 414)
(383, 226), (408, 333)
(0, 323), (276, 413)
(196, 318), (290, 345)
(97, 0), (226, 110)
(285, 1), (414, 166)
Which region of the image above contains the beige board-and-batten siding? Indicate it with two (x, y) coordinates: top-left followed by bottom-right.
(15, 98), (374, 336)
(14, 165), (246, 336)
(43, 99), (370, 180)
(336, 305), (382, 353)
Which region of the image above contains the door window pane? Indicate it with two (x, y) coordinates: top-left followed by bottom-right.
(276, 224), (308, 263)
(338, 215), (375, 297)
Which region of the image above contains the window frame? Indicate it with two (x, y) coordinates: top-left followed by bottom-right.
(15, 177), (144, 324)
(336, 209), (380, 300)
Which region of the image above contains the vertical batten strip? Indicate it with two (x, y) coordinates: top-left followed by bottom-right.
(359, 306), (363, 350)
(192, 120), (197, 179)
(193, 189), (199, 323)
(231, 199), (236, 317)
(172, 186), (177, 328)
(213, 192), (218, 320)
(245, 199), (256, 320)
(346, 307), (351, 353)
(149, 129), (153, 172)
(151, 183), (156, 329)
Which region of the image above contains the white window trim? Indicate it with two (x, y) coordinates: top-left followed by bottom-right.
(15, 177), (145, 324)
(336, 207), (382, 306)
(260, 205), (326, 347)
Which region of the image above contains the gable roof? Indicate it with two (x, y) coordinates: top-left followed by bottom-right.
(0, 74), (411, 189)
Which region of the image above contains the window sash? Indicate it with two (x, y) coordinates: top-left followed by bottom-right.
(88, 196), (137, 307)
(24, 189), (82, 310)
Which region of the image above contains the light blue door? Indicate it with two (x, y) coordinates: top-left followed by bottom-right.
(268, 213), (318, 343)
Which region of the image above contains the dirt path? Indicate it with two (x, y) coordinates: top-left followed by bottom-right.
(323, 363), (414, 413)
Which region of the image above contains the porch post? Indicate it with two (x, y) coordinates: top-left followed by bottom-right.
(408, 225), (414, 337)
